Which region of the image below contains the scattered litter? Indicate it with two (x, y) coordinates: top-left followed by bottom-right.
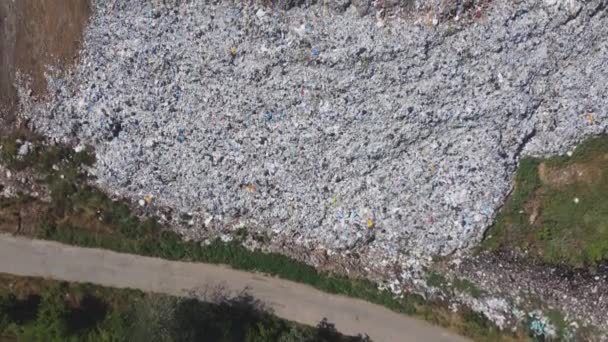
(17, 142), (32, 156)
(244, 183), (256, 193)
(264, 111), (273, 122)
(177, 128), (186, 143)
(204, 216), (213, 226)
(367, 218), (375, 229)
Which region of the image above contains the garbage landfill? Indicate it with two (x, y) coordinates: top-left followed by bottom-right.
(18, 0), (608, 273)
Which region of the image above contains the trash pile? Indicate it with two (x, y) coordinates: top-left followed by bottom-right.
(20, 0), (608, 275)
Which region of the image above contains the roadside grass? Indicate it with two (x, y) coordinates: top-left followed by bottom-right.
(0, 136), (525, 341)
(0, 273), (366, 342)
(482, 135), (608, 268)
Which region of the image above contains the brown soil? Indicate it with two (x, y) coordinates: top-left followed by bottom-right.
(0, 1), (17, 119)
(0, 0), (90, 130)
(0, 189), (112, 238)
(0, 197), (46, 236)
(523, 190), (542, 225)
(538, 158), (606, 188)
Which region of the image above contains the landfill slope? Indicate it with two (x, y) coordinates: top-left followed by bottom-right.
(20, 0), (608, 276)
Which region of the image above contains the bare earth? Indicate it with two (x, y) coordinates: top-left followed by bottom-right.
(0, 234), (467, 342)
(0, 0), (89, 129)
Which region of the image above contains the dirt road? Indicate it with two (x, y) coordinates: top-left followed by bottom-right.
(0, 234), (468, 342)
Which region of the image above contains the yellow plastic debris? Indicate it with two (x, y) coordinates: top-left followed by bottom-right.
(366, 218), (375, 229)
(229, 47), (237, 57)
(144, 195), (153, 205)
(586, 113), (594, 124)
(244, 183), (256, 193)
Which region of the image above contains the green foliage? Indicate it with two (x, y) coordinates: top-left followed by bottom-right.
(0, 294), (17, 331)
(126, 296), (175, 342)
(21, 285), (70, 342)
(0, 277), (362, 342)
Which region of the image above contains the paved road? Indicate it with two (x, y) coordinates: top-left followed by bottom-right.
(0, 234), (468, 342)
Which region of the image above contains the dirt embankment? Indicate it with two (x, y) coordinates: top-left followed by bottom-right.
(0, 0), (90, 131)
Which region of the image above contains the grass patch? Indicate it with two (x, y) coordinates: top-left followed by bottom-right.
(482, 135), (608, 268)
(0, 137), (521, 341)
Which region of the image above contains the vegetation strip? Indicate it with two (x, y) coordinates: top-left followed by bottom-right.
(0, 273), (368, 341)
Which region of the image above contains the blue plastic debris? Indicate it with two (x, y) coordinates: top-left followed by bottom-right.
(177, 128), (186, 143)
(529, 318), (546, 337)
(312, 48), (320, 57)
(264, 111), (273, 122)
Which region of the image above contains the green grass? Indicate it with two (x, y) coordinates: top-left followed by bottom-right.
(0, 137), (524, 341)
(537, 176), (608, 265)
(482, 135), (608, 268)
(480, 158), (541, 253)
